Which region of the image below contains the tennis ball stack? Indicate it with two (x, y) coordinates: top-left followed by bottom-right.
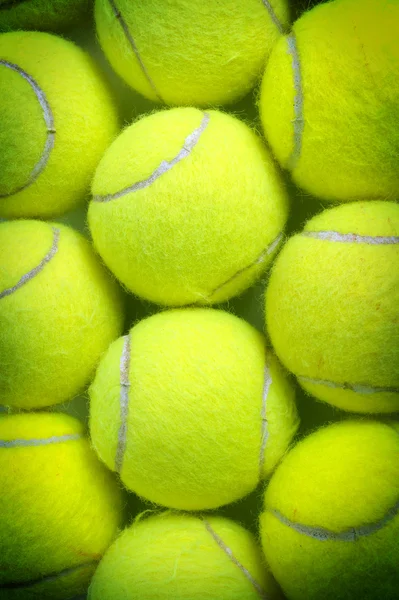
(0, 0), (398, 599)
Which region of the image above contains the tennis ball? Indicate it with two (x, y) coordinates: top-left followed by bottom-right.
(89, 512), (283, 600)
(0, 31), (119, 218)
(0, 0), (90, 32)
(266, 201), (399, 414)
(0, 219), (125, 410)
(90, 308), (299, 510)
(259, 0), (399, 202)
(0, 412), (124, 600)
(260, 420), (399, 600)
(95, 0), (290, 107)
(89, 107), (288, 306)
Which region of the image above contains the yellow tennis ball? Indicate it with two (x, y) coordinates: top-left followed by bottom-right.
(266, 201), (399, 414)
(260, 420), (399, 600)
(259, 0), (399, 202)
(89, 308), (299, 510)
(0, 412), (124, 600)
(0, 31), (119, 218)
(0, 0), (90, 32)
(89, 512), (283, 600)
(0, 219), (125, 410)
(89, 107), (288, 307)
(94, 0), (290, 107)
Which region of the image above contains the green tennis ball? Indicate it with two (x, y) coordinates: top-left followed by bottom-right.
(95, 0), (290, 107)
(259, 0), (399, 202)
(90, 308), (299, 510)
(0, 31), (119, 218)
(0, 219), (125, 410)
(89, 512), (283, 600)
(0, 0), (90, 32)
(89, 107), (288, 307)
(260, 420), (399, 600)
(0, 412), (124, 600)
(266, 201), (399, 414)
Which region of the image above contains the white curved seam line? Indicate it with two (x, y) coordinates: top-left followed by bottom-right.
(0, 560), (97, 590)
(93, 112), (210, 203)
(298, 375), (399, 395)
(261, 0), (285, 34)
(0, 226), (60, 300)
(271, 498), (399, 541)
(208, 231), (283, 299)
(302, 231), (399, 245)
(203, 519), (268, 599)
(259, 361), (272, 481)
(286, 34), (304, 171)
(107, 0), (164, 103)
(0, 60), (55, 198)
(0, 433), (82, 448)
(115, 334), (131, 473)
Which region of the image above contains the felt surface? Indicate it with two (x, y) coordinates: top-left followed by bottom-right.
(260, 420), (399, 600)
(260, 0), (399, 202)
(95, 0), (290, 107)
(0, 0), (91, 32)
(0, 31), (119, 218)
(89, 107), (288, 306)
(0, 219), (125, 409)
(265, 201), (399, 413)
(89, 308), (299, 510)
(0, 412), (124, 600)
(89, 512), (283, 600)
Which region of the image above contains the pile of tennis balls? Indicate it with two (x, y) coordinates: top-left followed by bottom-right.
(0, 0), (398, 598)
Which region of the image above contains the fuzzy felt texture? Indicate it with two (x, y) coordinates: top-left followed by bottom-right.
(0, 0), (91, 32)
(265, 201), (399, 413)
(89, 107), (288, 307)
(95, 0), (290, 107)
(259, 0), (399, 202)
(0, 31), (119, 218)
(0, 220), (124, 409)
(260, 420), (399, 600)
(89, 512), (283, 600)
(89, 308), (299, 510)
(0, 412), (124, 600)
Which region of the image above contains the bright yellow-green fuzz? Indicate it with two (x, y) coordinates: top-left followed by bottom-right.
(89, 513), (283, 600)
(260, 420), (399, 600)
(0, 0), (90, 32)
(0, 31), (119, 218)
(90, 308), (299, 510)
(266, 201), (399, 413)
(89, 107), (288, 307)
(95, 0), (290, 107)
(0, 412), (124, 600)
(0, 220), (125, 409)
(260, 0), (399, 202)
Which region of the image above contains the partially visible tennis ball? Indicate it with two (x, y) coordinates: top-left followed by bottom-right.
(95, 0), (290, 107)
(0, 31), (119, 218)
(0, 412), (124, 600)
(89, 308), (299, 510)
(0, 0), (90, 32)
(259, 0), (399, 202)
(260, 420), (399, 600)
(89, 512), (283, 600)
(266, 201), (399, 414)
(89, 107), (288, 306)
(0, 220), (125, 409)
